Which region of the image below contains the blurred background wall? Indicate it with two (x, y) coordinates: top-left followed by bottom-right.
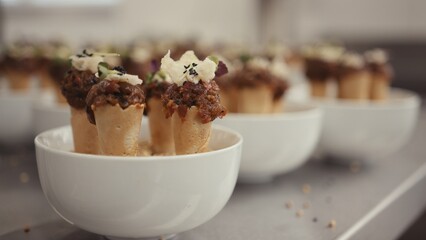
(1, 0), (426, 93)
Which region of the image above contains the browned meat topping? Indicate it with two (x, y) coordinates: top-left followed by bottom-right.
(335, 64), (367, 80)
(367, 63), (393, 79)
(229, 67), (288, 101)
(48, 60), (71, 85)
(86, 80), (145, 124)
(61, 68), (101, 109)
(304, 58), (337, 81)
(162, 80), (226, 124)
(3, 55), (38, 73)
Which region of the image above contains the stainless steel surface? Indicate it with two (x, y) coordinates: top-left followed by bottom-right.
(1, 108), (426, 240)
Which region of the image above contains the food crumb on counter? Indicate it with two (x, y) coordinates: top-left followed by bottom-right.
(328, 220), (337, 229)
(23, 225), (30, 233)
(296, 209), (304, 218)
(312, 217), (318, 222)
(285, 201), (293, 209)
(302, 184), (311, 194)
(303, 202), (310, 209)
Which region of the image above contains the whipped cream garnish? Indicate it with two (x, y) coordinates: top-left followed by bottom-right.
(104, 73), (142, 85)
(8, 43), (36, 58)
(246, 57), (289, 79)
(302, 44), (344, 63)
(151, 70), (172, 83)
(365, 49), (388, 64)
(265, 42), (291, 58)
(70, 50), (120, 73)
(97, 63), (142, 85)
(341, 52), (365, 69)
(160, 50), (217, 86)
(130, 47), (152, 63)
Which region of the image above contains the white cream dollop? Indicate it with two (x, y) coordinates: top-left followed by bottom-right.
(152, 71), (172, 84)
(104, 73), (143, 86)
(160, 50), (217, 86)
(365, 48), (388, 64)
(69, 55), (104, 73)
(341, 52), (365, 69)
(246, 57), (289, 79)
(130, 47), (152, 63)
(302, 44), (344, 63)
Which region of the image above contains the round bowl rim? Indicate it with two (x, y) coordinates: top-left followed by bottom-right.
(311, 88), (420, 110)
(35, 124), (243, 162)
(222, 101), (321, 121)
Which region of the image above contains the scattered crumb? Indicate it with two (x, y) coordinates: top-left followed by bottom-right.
(302, 184), (311, 194)
(19, 172), (29, 183)
(296, 209), (304, 218)
(312, 217), (318, 223)
(350, 161), (361, 173)
(303, 202), (310, 209)
(23, 225), (30, 233)
(328, 220), (337, 229)
(285, 201), (293, 209)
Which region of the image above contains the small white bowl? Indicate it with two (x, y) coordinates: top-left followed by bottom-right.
(33, 100), (70, 135)
(314, 88), (420, 160)
(35, 124), (242, 239)
(217, 103), (322, 183)
(0, 90), (35, 144)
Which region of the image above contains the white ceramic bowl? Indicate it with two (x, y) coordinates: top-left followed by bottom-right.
(0, 90), (35, 144)
(33, 100), (70, 135)
(35, 124), (242, 239)
(315, 88), (420, 160)
(217, 103), (322, 183)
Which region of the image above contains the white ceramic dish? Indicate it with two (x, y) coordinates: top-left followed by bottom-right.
(33, 100), (70, 135)
(0, 90), (35, 144)
(35, 124), (242, 239)
(314, 88), (420, 160)
(217, 102), (322, 183)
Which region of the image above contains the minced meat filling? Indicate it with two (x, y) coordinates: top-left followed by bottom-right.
(143, 81), (171, 114)
(304, 58), (336, 81)
(3, 55), (38, 73)
(162, 80), (226, 124)
(61, 68), (100, 109)
(230, 67), (288, 101)
(86, 80), (145, 124)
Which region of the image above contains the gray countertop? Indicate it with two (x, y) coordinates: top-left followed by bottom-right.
(1, 109), (426, 240)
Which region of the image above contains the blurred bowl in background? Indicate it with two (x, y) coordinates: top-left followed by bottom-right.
(35, 124), (242, 239)
(315, 88), (420, 160)
(33, 100), (70, 135)
(217, 102), (322, 183)
(0, 90), (35, 144)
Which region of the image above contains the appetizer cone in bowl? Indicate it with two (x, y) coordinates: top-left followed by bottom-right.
(160, 50), (228, 155)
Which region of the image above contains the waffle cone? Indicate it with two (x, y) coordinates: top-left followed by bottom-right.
(338, 71), (370, 100)
(237, 85), (273, 113)
(370, 74), (389, 100)
(272, 97), (285, 113)
(94, 104), (144, 156)
(219, 87), (238, 113)
(172, 106), (211, 155)
(70, 107), (99, 154)
(38, 69), (54, 89)
(147, 98), (175, 155)
(5, 71), (30, 91)
(310, 79), (327, 98)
